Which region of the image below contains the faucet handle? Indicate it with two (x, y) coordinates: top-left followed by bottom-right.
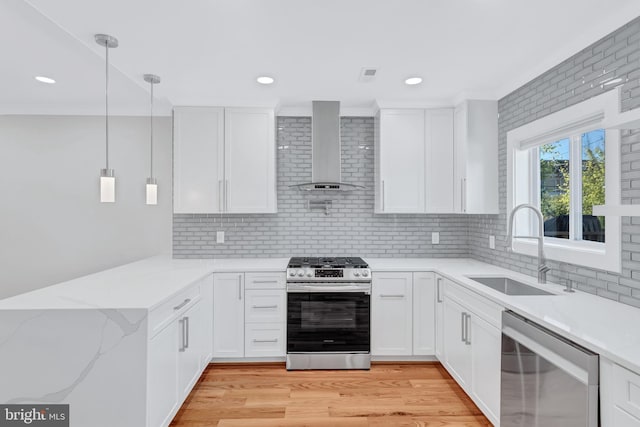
(539, 264), (551, 273)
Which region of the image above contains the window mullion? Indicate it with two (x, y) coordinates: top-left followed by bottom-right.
(570, 134), (583, 241)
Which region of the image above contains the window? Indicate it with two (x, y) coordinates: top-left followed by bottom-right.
(507, 91), (621, 272)
(537, 129), (605, 243)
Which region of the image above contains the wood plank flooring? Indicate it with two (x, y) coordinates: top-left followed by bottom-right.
(170, 362), (492, 426)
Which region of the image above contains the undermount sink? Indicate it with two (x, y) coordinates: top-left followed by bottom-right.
(467, 276), (555, 296)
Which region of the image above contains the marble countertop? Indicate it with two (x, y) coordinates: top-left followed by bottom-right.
(1, 255), (639, 373)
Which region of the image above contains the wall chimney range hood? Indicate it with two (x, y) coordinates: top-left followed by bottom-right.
(290, 101), (364, 192)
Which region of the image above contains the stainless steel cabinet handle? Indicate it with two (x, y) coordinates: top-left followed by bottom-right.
(173, 298), (191, 311)
(226, 180), (230, 212)
(382, 180), (385, 211)
(218, 180), (223, 212)
(251, 280), (279, 284)
(252, 305), (278, 309)
(184, 316), (190, 349)
(253, 339), (278, 343)
(465, 313), (471, 345)
(461, 312), (466, 342)
(178, 318), (186, 352)
(436, 278), (443, 303)
(238, 274), (242, 300)
(380, 294), (405, 298)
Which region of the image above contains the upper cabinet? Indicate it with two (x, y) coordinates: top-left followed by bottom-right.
(453, 100), (499, 214)
(375, 108), (454, 213)
(174, 107), (277, 214)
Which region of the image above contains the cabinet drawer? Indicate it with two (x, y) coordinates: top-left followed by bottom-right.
(150, 282), (201, 336)
(614, 364), (640, 420)
(245, 323), (285, 357)
(245, 272), (286, 290)
(443, 278), (502, 329)
(245, 290), (286, 323)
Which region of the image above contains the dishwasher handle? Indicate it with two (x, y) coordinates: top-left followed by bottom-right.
(502, 310), (598, 385)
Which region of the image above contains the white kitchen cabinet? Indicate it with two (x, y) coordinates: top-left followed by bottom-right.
(601, 357), (640, 427)
(375, 108), (455, 213)
(147, 275), (212, 427)
(412, 272), (436, 355)
(375, 109), (426, 213)
(434, 275), (445, 361)
(148, 319), (179, 427)
(244, 272), (286, 358)
(442, 277), (502, 426)
(371, 272), (413, 356)
(224, 108), (277, 213)
(443, 296), (472, 388)
(213, 272), (245, 358)
(173, 106), (276, 214)
(173, 107), (224, 213)
(453, 100), (499, 214)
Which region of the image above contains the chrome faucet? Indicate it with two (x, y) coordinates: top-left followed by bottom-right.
(506, 204), (551, 284)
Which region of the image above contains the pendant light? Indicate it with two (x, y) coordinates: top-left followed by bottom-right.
(95, 34), (118, 203)
(143, 74), (161, 205)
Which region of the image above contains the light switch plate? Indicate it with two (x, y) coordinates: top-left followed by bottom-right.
(432, 232), (440, 244)
(489, 235), (495, 249)
(216, 231), (225, 244)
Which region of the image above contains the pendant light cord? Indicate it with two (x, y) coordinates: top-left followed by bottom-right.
(105, 42), (110, 170)
(150, 80), (154, 179)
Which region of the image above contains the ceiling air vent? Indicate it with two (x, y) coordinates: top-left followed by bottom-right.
(359, 67), (378, 82)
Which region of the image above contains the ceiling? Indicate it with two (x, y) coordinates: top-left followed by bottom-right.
(2, 0), (639, 116)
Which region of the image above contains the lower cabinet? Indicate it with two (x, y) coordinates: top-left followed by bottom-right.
(434, 274), (445, 360)
(601, 357), (640, 427)
(441, 277), (502, 426)
(213, 271), (286, 359)
(147, 274), (213, 427)
(371, 272), (435, 357)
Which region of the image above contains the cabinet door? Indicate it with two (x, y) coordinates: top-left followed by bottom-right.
(470, 313), (501, 425)
(224, 108), (276, 213)
(200, 275), (213, 367)
(434, 275), (445, 361)
(443, 297), (471, 388)
(148, 321), (179, 427)
(371, 272), (413, 356)
(412, 272), (435, 356)
(377, 110), (426, 213)
(425, 109), (455, 213)
(178, 300), (204, 398)
(173, 107), (225, 213)
(213, 273), (245, 358)
(453, 104), (467, 213)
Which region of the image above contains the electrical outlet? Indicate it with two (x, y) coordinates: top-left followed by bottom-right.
(431, 232), (440, 245)
(216, 231), (225, 244)
(489, 235), (495, 249)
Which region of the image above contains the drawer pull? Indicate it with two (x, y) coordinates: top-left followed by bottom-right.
(253, 339), (278, 343)
(252, 305), (278, 309)
(251, 280), (280, 284)
(173, 298), (191, 311)
(380, 294), (405, 298)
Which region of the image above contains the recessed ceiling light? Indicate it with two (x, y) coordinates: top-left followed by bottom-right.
(257, 76), (275, 85)
(35, 76), (56, 84)
(404, 77), (422, 85)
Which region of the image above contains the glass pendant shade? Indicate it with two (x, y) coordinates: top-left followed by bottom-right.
(100, 169), (115, 203)
(146, 178), (158, 205)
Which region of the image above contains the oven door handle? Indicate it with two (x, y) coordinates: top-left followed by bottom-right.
(287, 285), (371, 294)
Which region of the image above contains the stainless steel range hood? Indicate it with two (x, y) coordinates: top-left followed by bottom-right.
(290, 101), (364, 192)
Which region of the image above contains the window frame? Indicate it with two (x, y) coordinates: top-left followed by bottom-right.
(507, 90), (621, 272)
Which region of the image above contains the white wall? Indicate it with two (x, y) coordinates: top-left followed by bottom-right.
(0, 115), (172, 299)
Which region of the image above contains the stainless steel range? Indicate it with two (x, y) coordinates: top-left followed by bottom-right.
(286, 257), (371, 370)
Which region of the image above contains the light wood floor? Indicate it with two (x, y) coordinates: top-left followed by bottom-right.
(170, 362), (492, 426)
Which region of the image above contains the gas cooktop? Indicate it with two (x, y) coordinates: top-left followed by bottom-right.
(287, 257), (368, 269)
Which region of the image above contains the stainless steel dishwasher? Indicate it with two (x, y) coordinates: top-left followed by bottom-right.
(501, 310), (599, 427)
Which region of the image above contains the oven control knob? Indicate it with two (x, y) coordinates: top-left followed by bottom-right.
(306, 271), (313, 277)
(361, 270), (369, 277)
(289, 270), (296, 277)
(353, 271), (360, 277)
(297, 269), (304, 277)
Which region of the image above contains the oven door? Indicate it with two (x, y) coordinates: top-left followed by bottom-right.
(287, 290), (370, 353)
